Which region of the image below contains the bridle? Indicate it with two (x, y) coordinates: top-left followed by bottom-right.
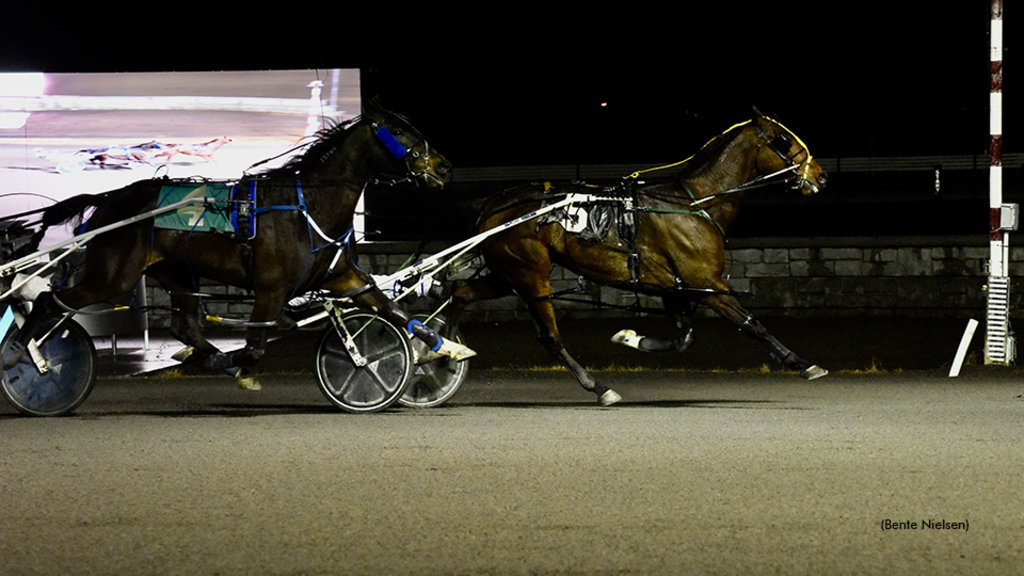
(371, 114), (446, 187)
(622, 116), (822, 215)
(687, 118), (821, 206)
(754, 117), (818, 193)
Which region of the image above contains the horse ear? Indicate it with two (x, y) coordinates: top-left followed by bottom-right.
(751, 105), (764, 119)
(363, 96), (386, 120)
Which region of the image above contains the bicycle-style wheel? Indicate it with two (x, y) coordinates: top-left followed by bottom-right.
(314, 312), (413, 413)
(399, 315), (469, 408)
(1, 317), (97, 416)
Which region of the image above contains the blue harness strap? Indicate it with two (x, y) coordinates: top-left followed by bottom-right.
(253, 178), (355, 299)
(230, 180), (257, 239)
(252, 181), (306, 215)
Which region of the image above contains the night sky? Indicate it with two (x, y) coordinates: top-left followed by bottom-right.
(2, 3), (1013, 163)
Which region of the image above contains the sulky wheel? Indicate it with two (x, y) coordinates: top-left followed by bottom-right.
(399, 315), (469, 408)
(1, 317), (97, 416)
(315, 312), (413, 413)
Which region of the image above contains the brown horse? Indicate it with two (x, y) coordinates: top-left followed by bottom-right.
(7, 98), (471, 387)
(450, 107), (828, 405)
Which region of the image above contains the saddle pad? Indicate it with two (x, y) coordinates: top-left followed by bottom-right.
(537, 185), (633, 244)
(155, 182), (234, 233)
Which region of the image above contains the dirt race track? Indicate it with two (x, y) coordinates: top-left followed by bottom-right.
(2, 317), (1024, 575)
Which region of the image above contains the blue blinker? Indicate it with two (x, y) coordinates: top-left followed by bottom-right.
(375, 125), (409, 160)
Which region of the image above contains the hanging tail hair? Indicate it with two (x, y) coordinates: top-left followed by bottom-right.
(30, 191), (115, 250)
(40, 191), (114, 229)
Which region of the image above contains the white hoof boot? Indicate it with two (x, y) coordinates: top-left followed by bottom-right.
(599, 389), (622, 406)
(801, 365), (828, 380)
(437, 338), (476, 362)
(610, 329), (642, 350)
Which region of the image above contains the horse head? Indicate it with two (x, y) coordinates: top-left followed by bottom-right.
(750, 107), (827, 195)
(363, 97), (452, 189)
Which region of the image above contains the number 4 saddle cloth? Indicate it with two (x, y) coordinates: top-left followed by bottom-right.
(154, 180), (256, 239)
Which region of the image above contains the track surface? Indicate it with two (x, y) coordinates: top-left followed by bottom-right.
(2, 319), (1023, 575)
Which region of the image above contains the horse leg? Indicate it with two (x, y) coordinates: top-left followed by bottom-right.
(368, 287), (475, 362)
(321, 272), (476, 362)
(702, 292), (827, 379)
(165, 291), (222, 361)
(518, 279), (621, 406)
(445, 274), (517, 339)
(448, 273), (619, 403)
(198, 288), (288, 390)
(611, 293), (696, 353)
(144, 267), (225, 364)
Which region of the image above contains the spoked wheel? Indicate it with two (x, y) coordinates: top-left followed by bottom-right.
(399, 315), (469, 408)
(1, 317), (97, 416)
(315, 312), (413, 413)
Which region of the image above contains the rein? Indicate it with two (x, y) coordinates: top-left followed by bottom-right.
(622, 116), (814, 233)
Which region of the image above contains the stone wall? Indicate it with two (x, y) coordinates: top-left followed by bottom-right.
(141, 235), (1012, 329)
(716, 238), (991, 319)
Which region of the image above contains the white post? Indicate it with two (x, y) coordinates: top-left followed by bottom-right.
(986, 0), (1014, 364)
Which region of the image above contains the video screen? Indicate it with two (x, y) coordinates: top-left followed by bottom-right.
(0, 69), (360, 246)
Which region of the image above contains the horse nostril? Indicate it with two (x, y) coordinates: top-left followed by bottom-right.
(436, 162), (451, 176)
(818, 173), (828, 186)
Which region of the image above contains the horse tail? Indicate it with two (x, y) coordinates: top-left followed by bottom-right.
(40, 191), (114, 229)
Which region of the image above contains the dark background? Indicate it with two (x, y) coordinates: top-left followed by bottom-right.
(2, 3), (1018, 240)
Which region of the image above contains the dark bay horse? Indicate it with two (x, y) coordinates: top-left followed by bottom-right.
(7, 98), (472, 382)
(450, 108), (828, 405)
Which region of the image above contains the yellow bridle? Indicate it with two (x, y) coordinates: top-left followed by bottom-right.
(625, 116), (814, 184)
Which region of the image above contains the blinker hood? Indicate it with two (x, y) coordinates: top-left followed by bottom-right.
(375, 125), (409, 160)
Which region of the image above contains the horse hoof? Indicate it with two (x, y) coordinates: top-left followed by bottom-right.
(237, 376), (262, 391)
(598, 389), (622, 406)
(801, 365), (828, 380)
(610, 329), (642, 350)
(171, 346), (194, 362)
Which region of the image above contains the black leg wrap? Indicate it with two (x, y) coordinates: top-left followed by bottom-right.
(740, 315), (811, 371)
(201, 344), (266, 372)
(637, 329), (695, 353)
(203, 352), (232, 371)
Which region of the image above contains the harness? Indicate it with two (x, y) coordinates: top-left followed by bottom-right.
(532, 116), (817, 296)
(248, 178), (355, 297)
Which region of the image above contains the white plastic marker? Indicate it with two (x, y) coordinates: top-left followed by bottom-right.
(949, 319), (979, 377)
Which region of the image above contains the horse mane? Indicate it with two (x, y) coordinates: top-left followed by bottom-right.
(675, 121), (751, 180)
(259, 116), (363, 176)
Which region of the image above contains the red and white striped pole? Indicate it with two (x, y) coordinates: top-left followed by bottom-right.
(986, 0), (1014, 364)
